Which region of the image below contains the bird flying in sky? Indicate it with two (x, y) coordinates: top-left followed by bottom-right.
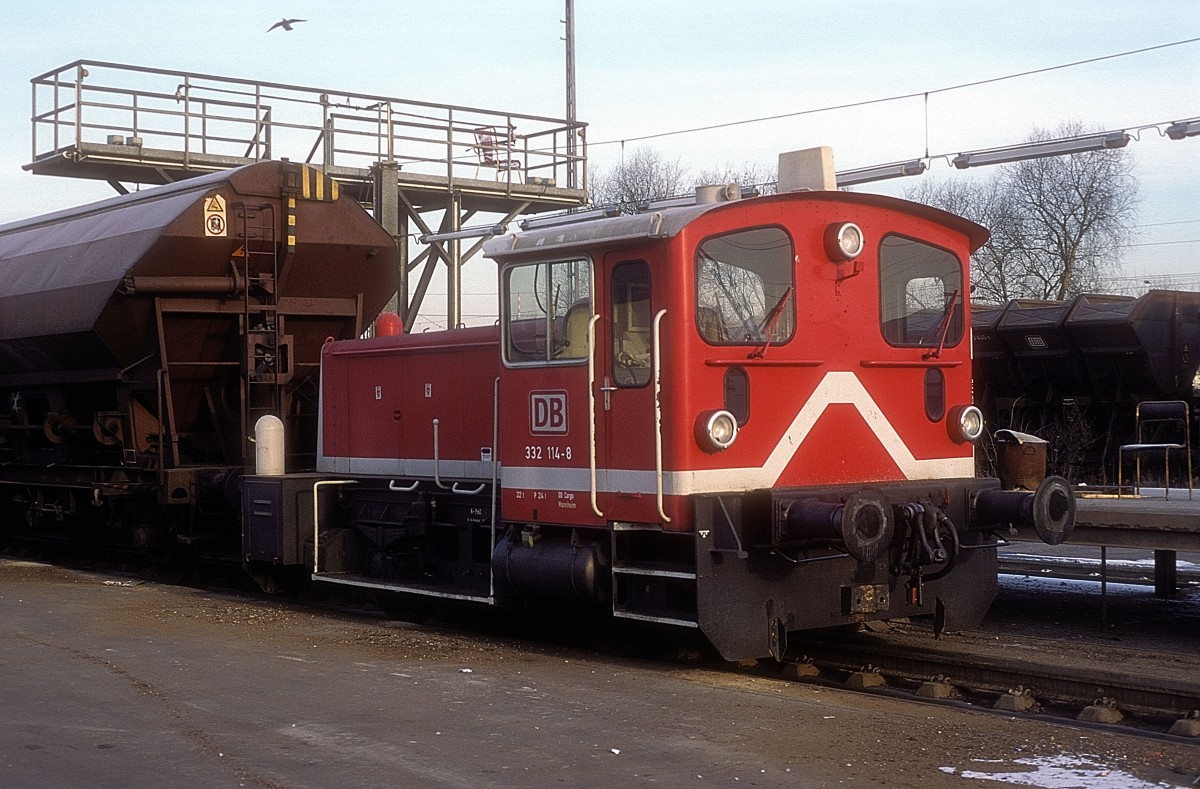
(268, 18), (306, 32)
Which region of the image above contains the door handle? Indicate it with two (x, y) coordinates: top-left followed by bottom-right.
(600, 377), (616, 410)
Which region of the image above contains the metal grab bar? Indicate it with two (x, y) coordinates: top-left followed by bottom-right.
(652, 308), (670, 523)
(587, 314), (603, 518)
(311, 479), (357, 573)
(490, 376), (500, 599)
(431, 417), (489, 495)
(388, 479), (419, 492)
(432, 418), (449, 490)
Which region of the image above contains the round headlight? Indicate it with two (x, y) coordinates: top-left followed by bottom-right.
(695, 409), (738, 452)
(824, 222), (864, 262)
(950, 405), (985, 443)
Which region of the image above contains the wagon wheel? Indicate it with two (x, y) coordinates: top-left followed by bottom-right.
(374, 590), (436, 624)
(20, 487), (41, 531)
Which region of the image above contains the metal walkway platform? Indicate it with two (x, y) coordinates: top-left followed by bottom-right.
(29, 139), (587, 216)
(24, 61), (590, 330)
(1008, 493), (1200, 596)
(26, 61), (587, 213)
(1069, 495), (1200, 551)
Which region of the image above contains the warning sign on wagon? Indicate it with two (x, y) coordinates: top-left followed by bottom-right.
(204, 194), (227, 237)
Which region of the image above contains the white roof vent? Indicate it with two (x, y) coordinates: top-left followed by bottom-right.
(778, 146), (836, 192)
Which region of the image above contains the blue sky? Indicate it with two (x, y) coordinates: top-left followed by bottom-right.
(0, 1), (1196, 328)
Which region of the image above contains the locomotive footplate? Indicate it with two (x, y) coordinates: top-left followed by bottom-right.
(692, 481), (1001, 662)
(278, 476), (499, 602)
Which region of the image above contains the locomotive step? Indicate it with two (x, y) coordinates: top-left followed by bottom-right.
(315, 571), (493, 603)
(612, 609), (700, 628)
(612, 561), (697, 580)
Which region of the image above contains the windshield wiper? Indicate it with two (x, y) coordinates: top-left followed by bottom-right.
(750, 286), (794, 359)
(923, 289), (961, 360)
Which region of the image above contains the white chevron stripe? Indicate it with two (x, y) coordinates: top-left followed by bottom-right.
(678, 370), (973, 492)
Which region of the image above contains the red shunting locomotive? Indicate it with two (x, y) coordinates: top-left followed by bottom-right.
(247, 151), (1074, 661)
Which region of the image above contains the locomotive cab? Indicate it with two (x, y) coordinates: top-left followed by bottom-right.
(486, 188), (998, 658)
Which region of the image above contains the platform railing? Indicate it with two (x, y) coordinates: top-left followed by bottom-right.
(29, 60), (587, 190)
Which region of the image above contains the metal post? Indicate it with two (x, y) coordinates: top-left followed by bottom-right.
(372, 161), (404, 326)
(1100, 545), (1108, 629)
(564, 0), (577, 188)
(446, 193), (462, 329)
(397, 212), (410, 330)
(74, 63), (85, 150)
(1154, 549), (1178, 597)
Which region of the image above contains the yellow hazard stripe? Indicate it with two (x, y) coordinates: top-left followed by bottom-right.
(299, 166), (338, 201)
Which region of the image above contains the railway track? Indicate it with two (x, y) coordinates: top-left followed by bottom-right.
(755, 555), (1200, 737)
(740, 553), (1200, 739)
(999, 552), (1200, 588)
(777, 623), (1199, 726)
(6, 540), (1199, 740)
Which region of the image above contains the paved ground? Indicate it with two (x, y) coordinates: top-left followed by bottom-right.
(2, 557), (1197, 788)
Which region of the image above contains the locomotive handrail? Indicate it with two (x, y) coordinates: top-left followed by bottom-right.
(587, 314), (603, 518)
(432, 418), (452, 491)
(490, 376), (500, 600)
(704, 358), (824, 367)
(388, 479), (419, 492)
(28, 60), (588, 199)
(859, 359), (963, 368)
(430, 418), (489, 495)
(653, 309), (671, 524)
(311, 479), (357, 574)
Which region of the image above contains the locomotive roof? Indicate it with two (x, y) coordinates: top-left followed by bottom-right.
(484, 189), (989, 259)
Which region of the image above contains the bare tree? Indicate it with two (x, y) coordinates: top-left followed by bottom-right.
(589, 149), (776, 210)
(693, 162), (777, 196)
(588, 147), (689, 210)
(906, 122), (1139, 303)
(1004, 122), (1139, 299)
(906, 176), (1025, 305)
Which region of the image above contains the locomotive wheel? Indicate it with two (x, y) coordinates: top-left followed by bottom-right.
(140, 545), (198, 586)
(579, 610), (641, 656)
(245, 562), (307, 595)
(20, 487), (41, 531)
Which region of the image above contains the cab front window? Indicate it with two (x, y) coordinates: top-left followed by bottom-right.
(695, 226), (794, 345)
(879, 235), (964, 348)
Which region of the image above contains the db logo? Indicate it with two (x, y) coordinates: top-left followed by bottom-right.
(530, 391), (568, 434)
(1025, 335), (1048, 349)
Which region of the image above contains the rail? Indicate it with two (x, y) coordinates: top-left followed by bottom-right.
(28, 60), (587, 191)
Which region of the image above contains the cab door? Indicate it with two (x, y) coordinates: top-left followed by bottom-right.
(595, 258), (667, 524)
(497, 256), (601, 527)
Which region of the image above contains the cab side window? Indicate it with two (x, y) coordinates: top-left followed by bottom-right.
(611, 261), (652, 387)
(503, 258), (592, 364)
